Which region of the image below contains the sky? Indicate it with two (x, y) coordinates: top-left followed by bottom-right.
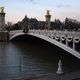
(0, 0), (80, 23)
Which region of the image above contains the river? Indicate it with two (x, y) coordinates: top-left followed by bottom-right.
(0, 42), (80, 80)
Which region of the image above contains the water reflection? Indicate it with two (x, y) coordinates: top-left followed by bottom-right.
(0, 42), (80, 80)
(0, 42), (56, 80)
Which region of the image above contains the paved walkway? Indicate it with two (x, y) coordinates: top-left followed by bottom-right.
(15, 71), (80, 80)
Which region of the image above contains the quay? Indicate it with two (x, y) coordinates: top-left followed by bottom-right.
(0, 31), (9, 41)
(15, 71), (80, 80)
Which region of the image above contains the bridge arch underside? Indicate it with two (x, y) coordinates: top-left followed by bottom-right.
(10, 34), (80, 60)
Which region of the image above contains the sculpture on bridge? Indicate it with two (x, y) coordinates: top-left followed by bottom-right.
(22, 22), (29, 33)
(23, 25), (29, 33)
(0, 6), (5, 31)
(0, 6), (4, 13)
(22, 15), (29, 33)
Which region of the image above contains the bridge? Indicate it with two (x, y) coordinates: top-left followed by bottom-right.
(9, 30), (80, 59)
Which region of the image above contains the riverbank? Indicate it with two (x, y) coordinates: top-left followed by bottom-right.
(15, 71), (80, 80)
(0, 31), (9, 41)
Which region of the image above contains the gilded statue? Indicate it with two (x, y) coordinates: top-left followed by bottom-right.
(0, 6), (4, 13)
(47, 10), (50, 15)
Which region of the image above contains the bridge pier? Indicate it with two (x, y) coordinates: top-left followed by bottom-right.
(0, 31), (9, 42)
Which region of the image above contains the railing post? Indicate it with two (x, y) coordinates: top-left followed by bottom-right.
(60, 36), (62, 43)
(66, 37), (68, 46)
(73, 37), (75, 50)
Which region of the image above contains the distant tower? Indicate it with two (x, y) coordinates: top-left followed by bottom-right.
(45, 10), (51, 30)
(0, 7), (5, 31)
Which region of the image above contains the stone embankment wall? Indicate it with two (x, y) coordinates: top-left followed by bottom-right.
(0, 31), (9, 41)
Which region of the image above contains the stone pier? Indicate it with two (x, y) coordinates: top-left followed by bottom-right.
(0, 31), (9, 41)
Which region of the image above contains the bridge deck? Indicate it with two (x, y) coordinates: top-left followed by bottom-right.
(10, 30), (80, 59)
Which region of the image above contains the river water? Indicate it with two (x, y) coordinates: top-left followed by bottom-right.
(0, 42), (80, 80)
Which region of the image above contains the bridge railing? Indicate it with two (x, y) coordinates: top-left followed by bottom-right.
(29, 30), (80, 53)
(10, 29), (80, 53)
(10, 30), (23, 37)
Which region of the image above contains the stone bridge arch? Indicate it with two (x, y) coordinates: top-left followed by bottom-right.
(10, 32), (80, 59)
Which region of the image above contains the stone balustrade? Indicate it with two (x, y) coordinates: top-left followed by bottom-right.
(29, 30), (80, 52)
